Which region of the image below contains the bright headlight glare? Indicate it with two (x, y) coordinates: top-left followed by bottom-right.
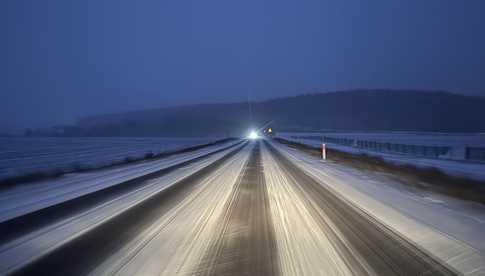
(248, 130), (259, 139)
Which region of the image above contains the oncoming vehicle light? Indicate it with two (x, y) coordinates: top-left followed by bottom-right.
(248, 130), (259, 140)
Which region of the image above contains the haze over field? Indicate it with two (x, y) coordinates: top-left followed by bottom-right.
(2, 1), (485, 130)
(24, 90), (485, 137)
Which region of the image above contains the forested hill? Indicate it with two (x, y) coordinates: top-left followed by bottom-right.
(28, 90), (485, 137)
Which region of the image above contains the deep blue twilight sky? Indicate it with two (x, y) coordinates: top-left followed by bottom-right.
(1, 0), (485, 129)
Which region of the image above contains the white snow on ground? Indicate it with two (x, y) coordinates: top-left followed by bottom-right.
(279, 135), (485, 181)
(0, 137), (219, 180)
(0, 140), (240, 223)
(0, 142), (245, 274)
(279, 131), (485, 147)
(262, 145), (362, 276)
(271, 140), (485, 275)
(91, 144), (252, 276)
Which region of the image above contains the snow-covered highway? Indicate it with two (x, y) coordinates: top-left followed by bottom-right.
(1, 139), (484, 275)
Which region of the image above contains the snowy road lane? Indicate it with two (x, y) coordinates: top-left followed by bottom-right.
(2, 139), (480, 275)
(263, 140), (454, 275)
(1, 142), (246, 275)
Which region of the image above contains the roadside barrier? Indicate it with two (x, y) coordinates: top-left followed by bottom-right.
(286, 135), (485, 162)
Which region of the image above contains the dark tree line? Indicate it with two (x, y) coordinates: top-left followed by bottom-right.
(26, 90), (485, 137)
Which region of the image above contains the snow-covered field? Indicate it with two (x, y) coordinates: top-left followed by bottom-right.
(278, 132), (485, 181)
(0, 140), (240, 223)
(0, 141), (243, 273)
(280, 131), (485, 147)
(0, 137), (217, 181)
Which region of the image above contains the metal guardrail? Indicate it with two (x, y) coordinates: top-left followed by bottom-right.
(288, 135), (485, 162)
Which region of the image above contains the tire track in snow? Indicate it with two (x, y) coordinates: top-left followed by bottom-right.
(197, 142), (279, 276)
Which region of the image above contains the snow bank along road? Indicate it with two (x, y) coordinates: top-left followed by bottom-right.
(1, 139), (484, 275)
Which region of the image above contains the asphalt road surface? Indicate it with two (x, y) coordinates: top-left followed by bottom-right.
(2, 140), (457, 275)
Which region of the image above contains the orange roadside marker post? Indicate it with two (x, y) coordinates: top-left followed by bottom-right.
(321, 143), (326, 160)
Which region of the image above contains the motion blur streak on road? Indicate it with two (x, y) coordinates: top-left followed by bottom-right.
(262, 140), (454, 276)
(5, 140), (457, 275)
(10, 143), (249, 275)
(262, 143), (362, 275)
(196, 143), (279, 275)
(94, 144), (253, 275)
